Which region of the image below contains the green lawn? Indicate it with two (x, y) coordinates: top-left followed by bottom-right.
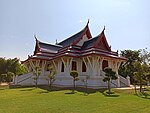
(0, 86), (150, 113)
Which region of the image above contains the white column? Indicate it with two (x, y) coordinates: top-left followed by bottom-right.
(41, 61), (46, 76)
(148, 81), (150, 86)
(126, 76), (130, 86)
(61, 57), (72, 75)
(29, 60), (36, 73)
(15, 75), (18, 85)
(117, 75), (121, 87)
(24, 63), (30, 72)
(87, 56), (93, 76)
(99, 57), (104, 76)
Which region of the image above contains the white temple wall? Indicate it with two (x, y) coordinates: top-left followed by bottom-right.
(16, 56), (129, 88)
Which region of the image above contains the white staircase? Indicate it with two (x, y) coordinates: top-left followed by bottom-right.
(14, 72), (33, 85)
(119, 75), (130, 87)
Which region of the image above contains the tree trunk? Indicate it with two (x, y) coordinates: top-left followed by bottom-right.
(50, 79), (52, 91)
(36, 80), (37, 88)
(48, 80), (50, 87)
(134, 83), (137, 94)
(140, 75), (142, 92)
(73, 79), (75, 93)
(108, 80), (110, 94)
(35, 76), (38, 88)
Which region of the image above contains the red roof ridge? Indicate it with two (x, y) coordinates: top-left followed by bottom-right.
(72, 20), (92, 45)
(34, 35), (41, 55)
(92, 26), (111, 51)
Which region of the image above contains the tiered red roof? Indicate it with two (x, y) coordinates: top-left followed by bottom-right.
(23, 21), (127, 63)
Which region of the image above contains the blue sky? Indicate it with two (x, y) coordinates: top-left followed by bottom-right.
(0, 0), (150, 60)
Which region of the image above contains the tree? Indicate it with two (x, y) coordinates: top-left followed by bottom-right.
(33, 66), (41, 88)
(1, 72), (15, 84)
(118, 50), (141, 83)
(145, 73), (150, 86)
(0, 74), (7, 83)
(140, 48), (150, 65)
(81, 75), (90, 95)
(46, 65), (57, 91)
(103, 67), (117, 94)
(0, 58), (7, 75)
(70, 70), (79, 93)
(132, 72), (138, 94)
(7, 72), (15, 84)
(16, 64), (27, 76)
(0, 57), (27, 83)
(133, 62), (147, 92)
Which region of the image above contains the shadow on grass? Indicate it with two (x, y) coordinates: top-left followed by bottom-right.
(102, 93), (120, 97)
(99, 89), (120, 97)
(9, 85), (120, 97)
(143, 88), (150, 91)
(20, 88), (35, 91)
(65, 92), (76, 94)
(9, 85), (36, 89)
(37, 90), (49, 94)
(0, 85), (9, 91)
(0, 88), (5, 91)
(134, 91), (150, 99)
(37, 85), (99, 94)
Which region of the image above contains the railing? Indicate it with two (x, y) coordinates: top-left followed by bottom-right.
(119, 75), (130, 86)
(111, 81), (118, 87)
(17, 72), (32, 80)
(17, 76), (32, 84)
(15, 72), (32, 84)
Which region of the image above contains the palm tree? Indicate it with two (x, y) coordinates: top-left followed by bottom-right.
(103, 67), (117, 94)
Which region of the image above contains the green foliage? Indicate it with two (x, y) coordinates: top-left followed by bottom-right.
(118, 49), (148, 83)
(46, 65), (57, 90)
(0, 58), (7, 75)
(70, 70), (79, 79)
(70, 70), (79, 93)
(81, 75), (90, 95)
(140, 48), (150, 65)
(33, 66), (41, 87)
(103, 67), (117, 80)
(103, 67), (117, 94)
(119, 49), (150, 91)
(145, 73), (150, 81)
(132, 62), (148, 92)
(16, 64), (27, 75)
(0, 57), (27, 83)
(1, 72), (15, 83)
(120, 50), (141, 63)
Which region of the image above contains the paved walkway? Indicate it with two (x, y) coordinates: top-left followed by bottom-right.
(116, 85), (150, 90)
(0, 83), (9, 86)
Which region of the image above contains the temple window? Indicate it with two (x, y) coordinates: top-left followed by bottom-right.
(47, 64), (50, 71)
(72, 61), (77, 71)
(61, 62), (64, 72)
(39, 60), (42, 68)
(82, 61), (86, 72)
(102, 60), (108, 71)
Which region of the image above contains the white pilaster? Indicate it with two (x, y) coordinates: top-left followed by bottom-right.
(42, 61), (46, 75)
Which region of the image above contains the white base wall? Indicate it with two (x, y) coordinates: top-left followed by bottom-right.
(14, 73), (130, 89)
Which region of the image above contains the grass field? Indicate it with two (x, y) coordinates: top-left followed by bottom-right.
(0, 86), (150, 113)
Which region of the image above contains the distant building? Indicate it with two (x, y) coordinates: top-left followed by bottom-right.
(14, 21), (130, 88)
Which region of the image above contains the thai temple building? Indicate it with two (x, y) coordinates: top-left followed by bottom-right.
(14, 21), (130, 88)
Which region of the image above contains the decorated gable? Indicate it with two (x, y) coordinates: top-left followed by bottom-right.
(93, 31), (111, 51)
